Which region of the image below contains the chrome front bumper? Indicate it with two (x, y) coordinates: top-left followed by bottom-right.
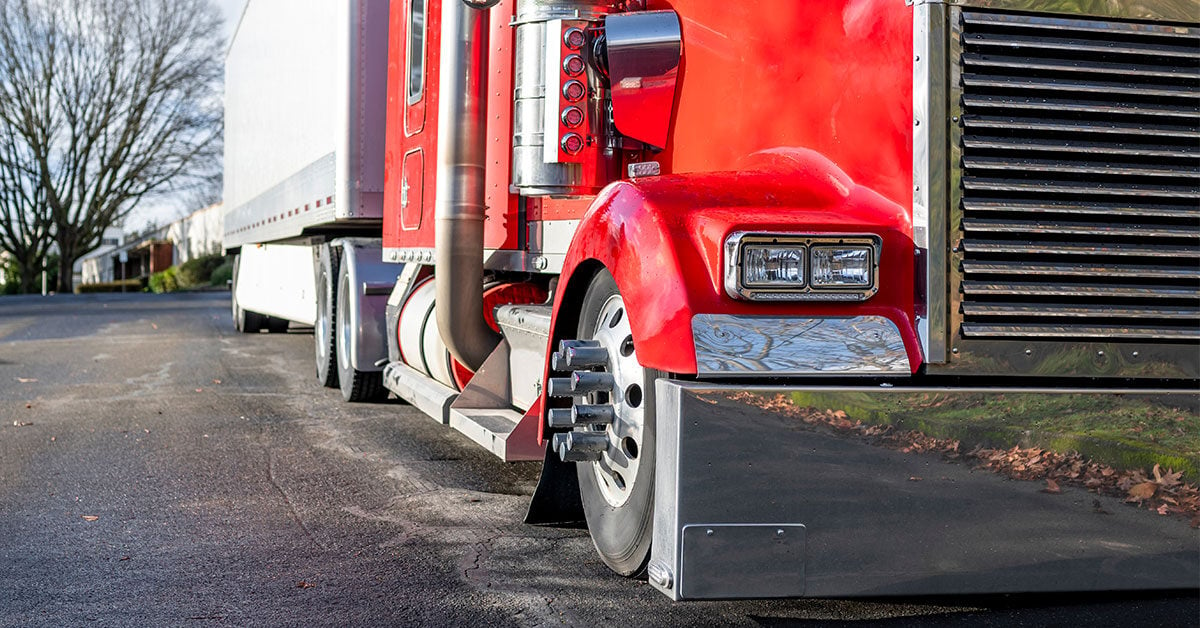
(650, 381), (1200, 599)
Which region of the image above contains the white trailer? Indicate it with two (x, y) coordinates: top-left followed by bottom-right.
(223, 0), (396, 401)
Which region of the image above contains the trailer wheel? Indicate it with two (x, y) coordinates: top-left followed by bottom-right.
(315, 246), (341, 387)
(573, 270), (657, 577)
(232, 254), (264, 333)
(335, 254), (385, 402)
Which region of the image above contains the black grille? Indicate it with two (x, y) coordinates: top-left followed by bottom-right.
(957, 10), (1200, 341)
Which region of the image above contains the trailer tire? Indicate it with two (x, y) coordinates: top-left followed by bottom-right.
(574, 270), (657, 577)
(335, 253), (385, 402)
(232, 254), (265, 333)
(315, 245), (340, 388)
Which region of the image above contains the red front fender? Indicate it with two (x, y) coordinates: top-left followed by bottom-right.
(541, 148), (920, 438)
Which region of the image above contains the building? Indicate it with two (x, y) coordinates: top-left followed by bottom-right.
(78, 204), (224, 286)
(167, 203), (224, 264)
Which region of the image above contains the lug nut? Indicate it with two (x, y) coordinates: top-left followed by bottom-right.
(559, 339), (601, 352)
(547, 408), (574, 429)
(562, 346), (609, 369)
(547, 377), (575, 398)
(552, 432), (607, 462)
(570, 371), (615, 394)
(573, 404), (615, 426)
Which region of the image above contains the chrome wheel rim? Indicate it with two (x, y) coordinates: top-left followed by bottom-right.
(587, 294), (644, 509)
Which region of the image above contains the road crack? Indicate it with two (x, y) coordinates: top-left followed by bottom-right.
(262, 437), (327, 550)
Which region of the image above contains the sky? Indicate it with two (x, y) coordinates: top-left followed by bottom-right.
(125, 0), (246, 231)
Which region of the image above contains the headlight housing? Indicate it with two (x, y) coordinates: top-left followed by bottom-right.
(724, 233), (880, 301)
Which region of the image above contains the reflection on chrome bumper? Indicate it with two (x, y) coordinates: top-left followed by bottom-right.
(651, 381), (1200, 600)
(691, 315), (910, 376)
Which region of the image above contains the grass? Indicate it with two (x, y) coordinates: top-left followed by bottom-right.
(788, 390), (1200, 480)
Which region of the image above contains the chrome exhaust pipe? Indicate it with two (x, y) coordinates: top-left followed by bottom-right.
(434, 0), (500, 370)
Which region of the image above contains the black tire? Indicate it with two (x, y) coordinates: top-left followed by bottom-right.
(335, 252), (385, 402)
(575, 269), (657, 577)
(315, 245), (340, 388)
(232, 254), (264, 334)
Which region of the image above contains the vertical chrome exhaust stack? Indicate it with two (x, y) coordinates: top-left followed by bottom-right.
(434, 0), (500, 370)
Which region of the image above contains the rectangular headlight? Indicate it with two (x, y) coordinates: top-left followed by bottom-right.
(810, 246), (873, 288)
(724, 232), (880, 301)
(742, 244), (806, 287)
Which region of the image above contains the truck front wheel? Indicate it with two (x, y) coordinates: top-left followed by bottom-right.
(573, 270), (656, 577)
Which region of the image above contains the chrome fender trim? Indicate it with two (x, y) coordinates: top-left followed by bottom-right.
(691, 315), (910, 376)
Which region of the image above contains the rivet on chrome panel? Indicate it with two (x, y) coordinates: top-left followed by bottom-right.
(1025, 349), (1032, 356)
(1132, 351), (1140, 358)
(952, 348), (959, 354)
(1098, 351), (1105, 357)
(706, 529), (714, 536)
(776, 529), (785, 537)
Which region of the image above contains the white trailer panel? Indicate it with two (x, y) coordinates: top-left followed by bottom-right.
(235, 244), (318, 325)
(223, 0), (389, 249)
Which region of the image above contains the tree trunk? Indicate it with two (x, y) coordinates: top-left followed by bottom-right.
(17, 259), (39, 295)
(57, 244), (76, 294)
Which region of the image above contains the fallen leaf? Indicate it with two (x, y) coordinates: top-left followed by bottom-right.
(24, 403), (32, 409)
(1127, 482), (1157, 502)
(908, 476), (923, 482)
(151, 323), (158, 330)
(195, 388), (203, 393)
(1042, 479), (1062, 494)
(212, 379), (221, 384)
(297, 581), (315, 589)
(81, 515), (99, 522)
(15, 377), (37, 383)
(1157, 504), (1171, 516)
(120, 556), (131, 561)
(12, 421), (32, 427)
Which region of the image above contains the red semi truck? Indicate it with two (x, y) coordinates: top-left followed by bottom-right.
(225, 0), (1199, 599)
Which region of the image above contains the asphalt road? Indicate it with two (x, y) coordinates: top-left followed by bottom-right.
(0, 292), (1195, 627)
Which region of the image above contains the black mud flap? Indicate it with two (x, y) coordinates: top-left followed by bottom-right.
(524, 444), (586, 527)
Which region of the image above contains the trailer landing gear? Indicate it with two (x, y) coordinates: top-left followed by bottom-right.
(548, 270), (656, 577)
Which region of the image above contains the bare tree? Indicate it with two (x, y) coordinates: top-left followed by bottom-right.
(0, 0), (57, 292)
(0, 0), (223, 293)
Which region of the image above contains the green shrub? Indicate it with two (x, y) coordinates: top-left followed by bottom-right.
(75, 279), (144, 294)
(148, 266), (179, 293)
(209, 259), (233, 287)
(177, 254), (227, 288)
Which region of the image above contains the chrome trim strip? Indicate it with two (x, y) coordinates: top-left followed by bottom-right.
(908, 0), (1200, 23)
(691, 315), (910, 376)
(913, 3), (950, 364)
